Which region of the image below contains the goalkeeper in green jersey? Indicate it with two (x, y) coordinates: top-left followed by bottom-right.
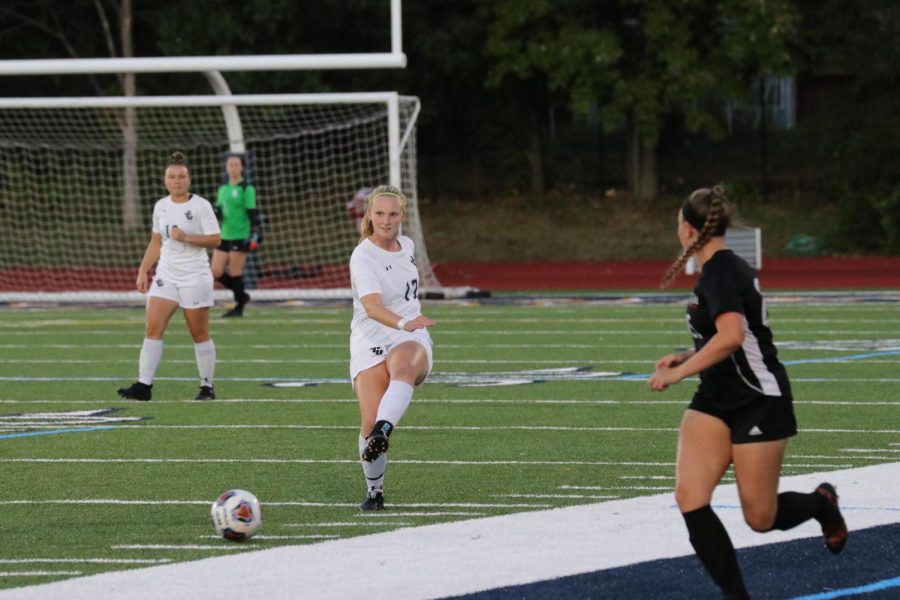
(211, 153), (262, 317)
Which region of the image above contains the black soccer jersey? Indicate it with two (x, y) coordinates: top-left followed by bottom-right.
(686, 250), (791, 406)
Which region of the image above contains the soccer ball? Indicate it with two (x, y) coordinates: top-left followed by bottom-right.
(210, 489), (262, 542)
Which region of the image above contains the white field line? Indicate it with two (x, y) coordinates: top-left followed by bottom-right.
(559, 485), (672, 491)
(353, 512), (488, 517)
(841, 448), (900, 453)
(5, 423), (897, 435)
(283, 522), (414, 527)
(0, 560), (170, 565)
(0, 572), (81, 578)
(498, 494), (621, 500)
(2, 399), (898, 407)
(12, 328), (900, 337)
(0, 499), (545, 509)
(0, 458), (860, 469)
(7, 316), (898, 326)
(111, 545), (240, 551)
(198, 535), (339, 541)
(1, 462), (896, 600)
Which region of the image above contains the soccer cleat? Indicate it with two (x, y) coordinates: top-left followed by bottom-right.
(815, 482), (848, 554)
(361, 432), (388, 462)
(195, 386), (215, 401)
(117, 381), (152, 401)
(359, 490), (384, 511)
(222, 306), (244, 318)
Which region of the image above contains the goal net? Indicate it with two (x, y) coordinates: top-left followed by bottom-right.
(0, 93), (450, 302)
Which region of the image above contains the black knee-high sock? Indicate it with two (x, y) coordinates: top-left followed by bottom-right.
(218, 273), (235, 292)
(682, 505), (749, 599)
(769, 491), (825, 530)
(232, 275), (247, 305)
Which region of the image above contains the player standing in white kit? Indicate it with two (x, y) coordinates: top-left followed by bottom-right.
(117, 151), (221, 401)
(349, 185), (435, 510)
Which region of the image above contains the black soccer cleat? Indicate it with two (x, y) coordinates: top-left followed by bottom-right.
(361, 432), (388, 463)
(195, 386), (215, 401)
(815, 482), (848, 554)
(117, 381), (152, 401)
(222, 306), (244, 318)
(359, 490), (384, 511)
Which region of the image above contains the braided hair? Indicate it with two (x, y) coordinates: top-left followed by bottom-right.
(660, 185), (732, 288)
(358, 185), (407, 244)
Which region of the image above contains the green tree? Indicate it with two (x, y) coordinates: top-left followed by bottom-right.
(481, 0), (797, 201)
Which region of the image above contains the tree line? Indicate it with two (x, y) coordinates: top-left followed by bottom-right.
(1, 0), (899, 251)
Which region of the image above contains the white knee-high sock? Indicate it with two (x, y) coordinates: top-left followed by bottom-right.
(138, 338), (163, 385)
(194, 339), (216, 388)
(375, 380), (414, 426)
(359, 435), (386, 491)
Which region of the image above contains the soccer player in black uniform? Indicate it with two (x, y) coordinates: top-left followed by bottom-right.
(647, 186), (848, 599)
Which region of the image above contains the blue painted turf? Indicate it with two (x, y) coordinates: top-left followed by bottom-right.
(446, 523), (900, 600)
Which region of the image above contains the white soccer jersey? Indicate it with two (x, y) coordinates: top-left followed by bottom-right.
(151, 194), (220, 281)
(350, 235), (424, 350)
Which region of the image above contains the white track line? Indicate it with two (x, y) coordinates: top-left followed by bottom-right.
(1, 462), (896, 600)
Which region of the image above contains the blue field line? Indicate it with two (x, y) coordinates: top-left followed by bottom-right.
(783, 349), (900, 365)
(604, 349), (900, 382)
(0, 426), (114, 440)
(790, 575), (900, 599)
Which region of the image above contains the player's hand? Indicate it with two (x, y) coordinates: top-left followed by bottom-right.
(647, 367), (682, 392)
(403, 315), (435, 331)
(656, 352), (688, 369)
(248, 233), (261, 252)
(136, 272), (150, 294)
(169, 225), (186, 242)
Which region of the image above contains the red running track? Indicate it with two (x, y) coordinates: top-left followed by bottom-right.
(1, 258), (898, 292)
(433, 257), (900, 291)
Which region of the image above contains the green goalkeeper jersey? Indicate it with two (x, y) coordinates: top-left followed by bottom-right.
(215, 180), (257, 240)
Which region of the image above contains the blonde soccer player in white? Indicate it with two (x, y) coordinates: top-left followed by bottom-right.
(350, 185), (435, 510)
(117, 151), (221, 402)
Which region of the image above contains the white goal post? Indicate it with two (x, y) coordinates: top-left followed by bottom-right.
(0, 92), (465, 302)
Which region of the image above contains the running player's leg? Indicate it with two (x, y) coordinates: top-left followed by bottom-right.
(676, 409), (749, 599)
(734, 440), (847, 552)
(355, 364), (390, 509)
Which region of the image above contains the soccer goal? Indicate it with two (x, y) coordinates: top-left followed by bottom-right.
(0, 92), (456, 302)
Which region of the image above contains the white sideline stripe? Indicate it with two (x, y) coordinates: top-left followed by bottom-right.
(0, 560), (171, 565)
(111, 545), (241, 551)
(0, 458), (858, 469)
(1, 462), (896, 600)
(0, 572), (81, 578)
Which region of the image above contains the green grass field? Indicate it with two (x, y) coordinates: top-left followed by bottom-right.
(1, 299), (898, 590)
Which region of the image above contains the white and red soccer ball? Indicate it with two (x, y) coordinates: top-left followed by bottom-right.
(210, 489), (262, 542)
